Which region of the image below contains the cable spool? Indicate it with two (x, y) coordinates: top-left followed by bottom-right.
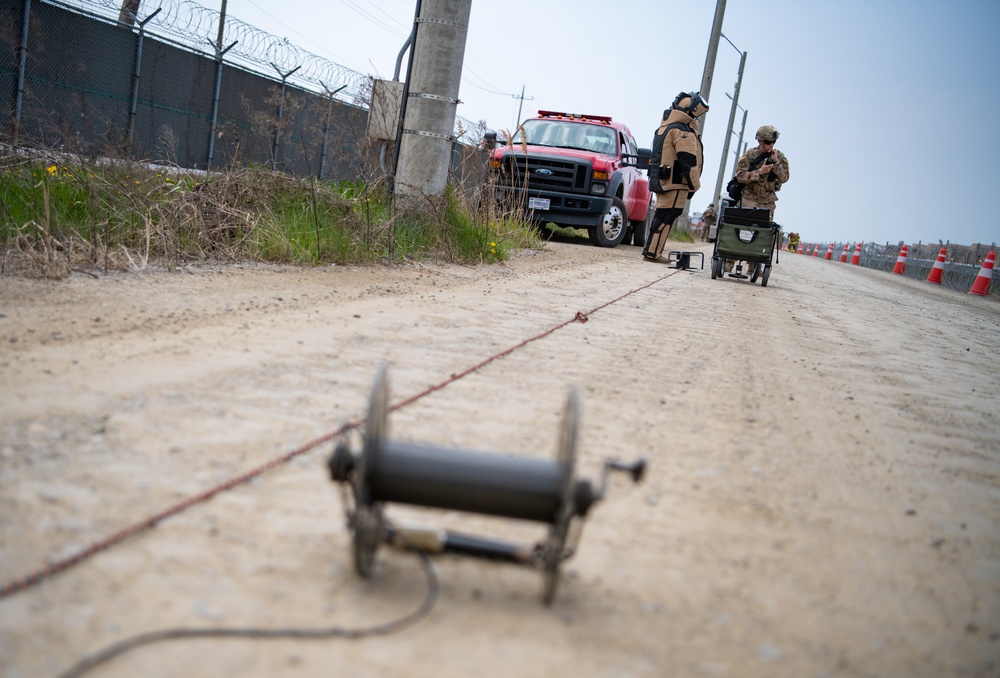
(328, 364), (645, 605)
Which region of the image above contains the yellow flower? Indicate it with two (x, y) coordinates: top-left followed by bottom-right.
(490, 242), (496, 247)
(135, 180), (141, 185)
(46, 166), (57, 174)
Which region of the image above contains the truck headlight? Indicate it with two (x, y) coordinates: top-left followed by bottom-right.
(590, 182), (607, 195)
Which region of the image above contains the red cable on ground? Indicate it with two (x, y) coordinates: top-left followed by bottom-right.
(0, 269), (681, 600)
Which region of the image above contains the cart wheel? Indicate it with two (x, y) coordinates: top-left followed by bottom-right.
(711, 256), (720, 280)
(749, 263), (760, 283)
(761, 264), (771, 287)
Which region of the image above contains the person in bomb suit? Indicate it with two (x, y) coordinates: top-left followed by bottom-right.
(725, 125), (789, 274)
(642, 92), (708, 261)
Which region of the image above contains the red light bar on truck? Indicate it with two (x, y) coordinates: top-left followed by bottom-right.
(537, 110), (613, 124)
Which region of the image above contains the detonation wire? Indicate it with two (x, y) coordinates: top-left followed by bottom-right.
(0, 268), (683, 601)
(55, 548), (439, 678)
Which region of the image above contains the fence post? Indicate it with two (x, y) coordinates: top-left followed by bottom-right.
(206, 40), (237, 170)
(270, 64), (300, 171)
(126, 8), (161, 159)
(13, 0), (31, 144)
(318, 82), (347, 180)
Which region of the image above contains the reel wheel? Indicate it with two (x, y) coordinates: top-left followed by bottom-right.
(353, 363), (389, 577)
(542, 388), (579, 605)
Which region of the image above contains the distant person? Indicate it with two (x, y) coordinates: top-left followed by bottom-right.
(642, 92), (708, 261)
(701, 203), (717, 242)
(725, 125), (789, 274)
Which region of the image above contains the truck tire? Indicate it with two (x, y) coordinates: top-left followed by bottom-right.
(631, 203), (653, 247)
(588, 197), (628, 248)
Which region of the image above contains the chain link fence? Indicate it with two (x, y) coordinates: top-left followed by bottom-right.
(1, 0), (485, 185)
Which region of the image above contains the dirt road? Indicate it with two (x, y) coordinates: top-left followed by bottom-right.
(1, 239), (998, 678)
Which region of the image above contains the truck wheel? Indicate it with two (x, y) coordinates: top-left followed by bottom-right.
(588, 197), (628, 248)
(630, 204), (652, 247)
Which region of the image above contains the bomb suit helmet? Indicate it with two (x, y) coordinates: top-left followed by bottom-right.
(671, 91), (710, 119)
(755, 125), (779, 142)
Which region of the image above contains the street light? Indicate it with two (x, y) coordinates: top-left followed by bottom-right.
(710, 33), (746, 211)
(726, 92), (748, 177)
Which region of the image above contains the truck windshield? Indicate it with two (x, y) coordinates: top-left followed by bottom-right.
(512, 120), (617, 156)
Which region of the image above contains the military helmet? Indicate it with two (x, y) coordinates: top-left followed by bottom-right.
(672, 91), (709, 118)
(755, 125), (779, 142)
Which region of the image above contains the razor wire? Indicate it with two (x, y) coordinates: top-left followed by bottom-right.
(52, 0), (367, 100)
(49, 0), (486, 134)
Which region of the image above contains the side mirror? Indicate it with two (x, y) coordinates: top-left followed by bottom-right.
(637, 148), (652, 169)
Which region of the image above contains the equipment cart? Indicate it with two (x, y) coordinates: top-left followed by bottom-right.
(710, 206), (780, 287)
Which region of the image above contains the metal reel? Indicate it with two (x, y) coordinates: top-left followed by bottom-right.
(541, 388), (579, 605)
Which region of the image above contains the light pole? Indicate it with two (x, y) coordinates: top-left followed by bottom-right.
(726, 92), (748, 177)
(710, 33), (746, 211)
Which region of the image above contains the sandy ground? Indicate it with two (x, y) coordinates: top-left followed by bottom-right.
(1, 238), (998, 678)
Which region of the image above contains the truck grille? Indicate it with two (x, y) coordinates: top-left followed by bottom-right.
(498, 154), (590, 192)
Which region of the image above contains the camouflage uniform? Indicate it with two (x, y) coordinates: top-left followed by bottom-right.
(643, 93), (707, 260)
(701, 204), (717, 242)
(725, 125), (789, 273)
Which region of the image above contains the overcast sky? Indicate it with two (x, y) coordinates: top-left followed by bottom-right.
(181, 0), (999, 247)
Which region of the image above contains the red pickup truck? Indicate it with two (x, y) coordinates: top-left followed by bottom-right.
(487, 110), (653, 248)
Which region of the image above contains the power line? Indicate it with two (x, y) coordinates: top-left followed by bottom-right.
(461, 66), (516, 96)
(357, 0), (410, 32)
(338, 0), (409, 39)
(243, 0), (364, 70)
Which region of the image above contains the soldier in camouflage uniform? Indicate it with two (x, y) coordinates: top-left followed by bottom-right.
(725, 125), (789, 274)
(642, 92), (708, 261)
(701, 203), (717, 242)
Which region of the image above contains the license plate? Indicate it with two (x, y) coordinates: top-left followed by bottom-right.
(528, 197), (550, 211)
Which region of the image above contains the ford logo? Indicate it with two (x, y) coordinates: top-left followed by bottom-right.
(533, 168), (553, 176)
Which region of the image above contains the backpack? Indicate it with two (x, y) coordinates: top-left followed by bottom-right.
(726, 152), (771, 203)
(648, 122), (693, 194)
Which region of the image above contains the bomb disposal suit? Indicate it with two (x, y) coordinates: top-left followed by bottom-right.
(642, 93), (707, 260)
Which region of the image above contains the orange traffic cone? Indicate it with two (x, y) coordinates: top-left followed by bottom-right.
(926, 247), (947, 284)
(824, 243), (834, 260)
(812, 243), (820, 257)
(850, 242), (862, 265)
(839, 243), (849, 263)
(892, 245), (908, 275)
(796, 241), (804, 255)
(968, 251), (995, 296)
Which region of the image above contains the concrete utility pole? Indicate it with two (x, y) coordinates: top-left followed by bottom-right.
(679, 0), (726, 228)
(711, 48), (746, 210)
(394, 0), (472, 207)
(699, 0), (727, 130)
(216, 0), (227, 52)
(513, 84), (533, 130)
(118, 0), (140, 26)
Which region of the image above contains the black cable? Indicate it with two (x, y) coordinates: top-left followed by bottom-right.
(56, 549), (439, 678)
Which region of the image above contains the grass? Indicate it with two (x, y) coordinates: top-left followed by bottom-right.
(0, 153), (542, 277)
